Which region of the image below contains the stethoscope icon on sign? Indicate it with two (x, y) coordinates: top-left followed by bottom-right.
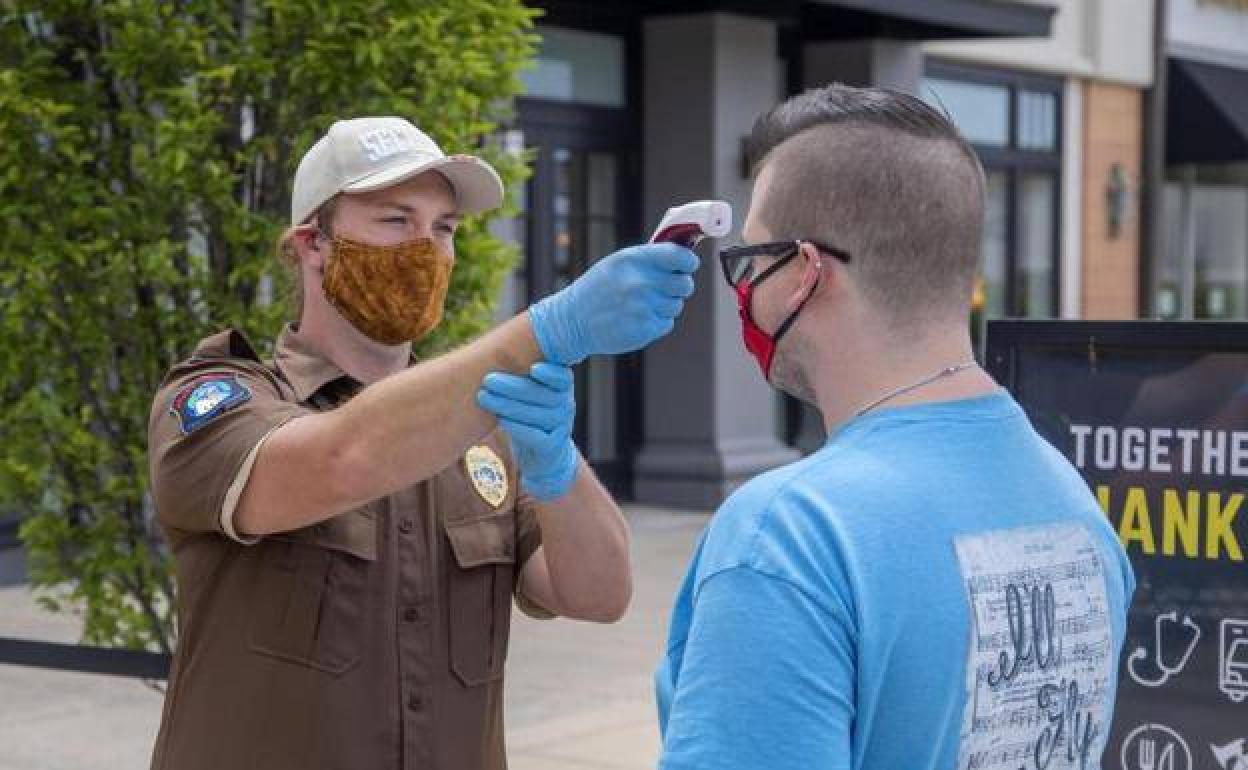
(1128, 611), (1202, 688)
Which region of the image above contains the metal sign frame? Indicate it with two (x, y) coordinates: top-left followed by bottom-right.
(985, 320), (1248, 386)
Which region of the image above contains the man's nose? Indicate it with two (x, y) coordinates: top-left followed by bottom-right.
(410, 221), (435, 241)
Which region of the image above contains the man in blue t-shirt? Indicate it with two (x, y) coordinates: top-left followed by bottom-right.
(656, 84), (1135, 770)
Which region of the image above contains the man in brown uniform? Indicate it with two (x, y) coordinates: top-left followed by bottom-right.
(146, 117), (699, 770)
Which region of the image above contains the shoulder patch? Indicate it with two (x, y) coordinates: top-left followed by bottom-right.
(169, 374), (252, 435)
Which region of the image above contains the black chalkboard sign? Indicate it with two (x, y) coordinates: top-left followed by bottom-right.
(987, 320), (1248, 770)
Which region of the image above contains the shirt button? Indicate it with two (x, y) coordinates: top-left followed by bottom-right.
(407, 693), (423, 711)
(403, 607), (420, 623)
(398, 518), (414, 534)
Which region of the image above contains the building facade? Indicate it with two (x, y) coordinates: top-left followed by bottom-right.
(1148, 0), (1248, 321)
(927, 0), (1155, 322)
(495, 0), (1166, 508)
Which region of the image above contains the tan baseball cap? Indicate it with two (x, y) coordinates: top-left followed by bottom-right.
(291, 116), (504, 225)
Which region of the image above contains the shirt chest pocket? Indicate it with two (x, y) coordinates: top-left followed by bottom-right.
(441, 473), (517, 688)
(247, 504), (378, 675)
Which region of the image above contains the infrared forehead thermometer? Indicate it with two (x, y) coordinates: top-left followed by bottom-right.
(649, 200), (732, 247)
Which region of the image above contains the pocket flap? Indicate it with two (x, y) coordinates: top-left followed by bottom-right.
(276, 505), (378, 562)
(444, 511), (515, 568)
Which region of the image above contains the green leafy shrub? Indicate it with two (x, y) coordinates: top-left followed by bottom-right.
(0, 0), (536, 653)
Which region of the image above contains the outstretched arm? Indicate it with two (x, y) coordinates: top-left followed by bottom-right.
(235, 242), (698, 537)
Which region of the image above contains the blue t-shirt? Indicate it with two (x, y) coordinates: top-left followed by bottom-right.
(656, 390), (1135, 770)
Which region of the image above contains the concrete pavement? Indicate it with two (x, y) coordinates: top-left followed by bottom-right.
(0, 505), (710, 770)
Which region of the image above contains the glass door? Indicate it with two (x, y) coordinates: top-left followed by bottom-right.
(551, 146), (623, 479)
(518, 110), (641, 495)
(513, 20), (641, 494)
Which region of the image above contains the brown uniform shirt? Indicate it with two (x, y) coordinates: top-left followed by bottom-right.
(146, 326), (552, 770)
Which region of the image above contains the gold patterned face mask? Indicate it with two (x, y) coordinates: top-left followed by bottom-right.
(322, 235), (452, 345)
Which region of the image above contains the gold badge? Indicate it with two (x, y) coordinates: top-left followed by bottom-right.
(464, 445), (508, 508)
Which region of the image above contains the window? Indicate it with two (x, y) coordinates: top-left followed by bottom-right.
(922, 63), (1062, 319)
(510, 20), (641, 494)
(1157, 166), (1248, 320)
(922, 77), (1009, 146)
(519, 26), (625, 108)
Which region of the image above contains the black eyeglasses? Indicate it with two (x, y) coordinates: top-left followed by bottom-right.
(718, 239), (852, 288)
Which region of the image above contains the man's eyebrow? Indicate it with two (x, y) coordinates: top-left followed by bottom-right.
(376, 202), (414, 214)
(375, 202), (458, 221)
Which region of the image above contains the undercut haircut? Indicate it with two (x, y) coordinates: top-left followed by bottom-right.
(746, 83), (986, 328)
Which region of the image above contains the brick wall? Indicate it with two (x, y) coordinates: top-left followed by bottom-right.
(1080, 80), (1144, 319)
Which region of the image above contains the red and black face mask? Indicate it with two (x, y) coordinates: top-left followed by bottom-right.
(735, 269), (814, 378)
(720, 239), (850, 379)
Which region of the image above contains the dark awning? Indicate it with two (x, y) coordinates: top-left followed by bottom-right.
(635, 0), (1055, 40)
(1167, 57), (1248, 164)
(801, 0), (1056, 40)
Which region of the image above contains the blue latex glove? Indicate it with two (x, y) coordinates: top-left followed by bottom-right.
(528, 242), (699, 364)
(476, 362), (579, 502)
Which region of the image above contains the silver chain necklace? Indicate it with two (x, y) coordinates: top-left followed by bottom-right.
(852, 361), (978, 419)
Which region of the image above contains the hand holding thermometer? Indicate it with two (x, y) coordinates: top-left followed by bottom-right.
(528, 201), (718, 363)
(649, 200), (732, 247)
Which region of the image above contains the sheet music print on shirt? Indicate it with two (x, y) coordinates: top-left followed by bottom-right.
(955, 522), (1114, 770)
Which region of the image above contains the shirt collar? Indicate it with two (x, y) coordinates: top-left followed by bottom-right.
(273, 324), (420, 403)
(273, 324), (353, 403)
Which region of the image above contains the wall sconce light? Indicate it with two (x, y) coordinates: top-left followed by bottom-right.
(1106, 163), (1130, 239)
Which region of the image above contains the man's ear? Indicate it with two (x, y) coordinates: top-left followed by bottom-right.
(787, 241), (825, 311)
(292, 225), (329, 272)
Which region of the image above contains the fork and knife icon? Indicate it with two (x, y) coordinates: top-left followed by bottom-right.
(1122, 723), (1192, 770)
(1138, 737), (1178, 770)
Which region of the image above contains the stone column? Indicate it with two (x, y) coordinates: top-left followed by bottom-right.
(632, 13), (800, 510)
(803, 39), (924, 93)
